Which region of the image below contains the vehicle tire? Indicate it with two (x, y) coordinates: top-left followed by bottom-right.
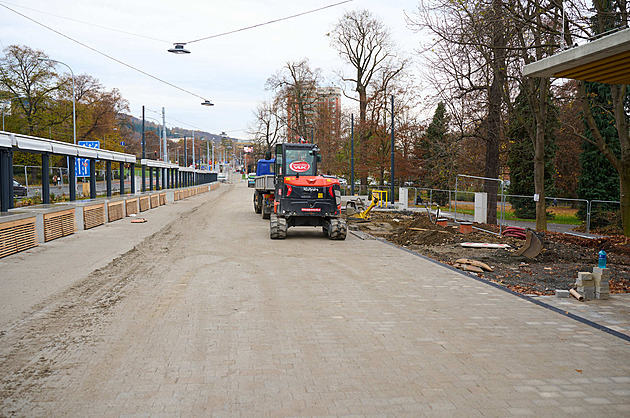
(328, 218), (347, 240)
(254, 193), (262, 214)
(262, 202), (271, 219)
(322, 220), (330, 238)
(270, 214), (287, 239)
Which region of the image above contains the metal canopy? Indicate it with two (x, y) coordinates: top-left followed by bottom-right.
(523, 28), (630, 84)
(140, 159), (179, 169)
(0, 130), (136, 163)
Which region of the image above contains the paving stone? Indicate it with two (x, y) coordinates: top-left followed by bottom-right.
(1, 184), (629, 417)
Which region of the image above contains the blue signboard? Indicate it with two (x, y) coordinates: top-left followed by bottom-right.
(75, 141), (100, 177)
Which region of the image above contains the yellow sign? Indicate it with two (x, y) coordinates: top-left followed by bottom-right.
(318, 193), (323, 198)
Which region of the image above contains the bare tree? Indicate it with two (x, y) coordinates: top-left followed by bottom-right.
(265, 59), (321, 142)
(330, 9), (405, 126)
(409, 0), (511, 223)
(248, 100), (283, 160)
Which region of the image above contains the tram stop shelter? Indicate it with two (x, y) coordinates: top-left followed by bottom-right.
(523, 27), (630, 84)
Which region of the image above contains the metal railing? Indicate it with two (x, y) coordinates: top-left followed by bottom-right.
(343, 184), (621, 234)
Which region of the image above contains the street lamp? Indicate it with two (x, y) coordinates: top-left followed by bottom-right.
(201, 100), (214, 107)
(38, 58), (76, 144)
(168, 43), (190, 54)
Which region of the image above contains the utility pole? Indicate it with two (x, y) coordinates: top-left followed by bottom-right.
(162, 107), (166, 161)
(351, 113), (354, 196)
(192, 130), (195, 168)
(390, 95), (395, 205)
(142, 105), (146, 192)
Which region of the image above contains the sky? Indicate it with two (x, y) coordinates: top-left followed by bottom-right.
(0, 0), (423, 140)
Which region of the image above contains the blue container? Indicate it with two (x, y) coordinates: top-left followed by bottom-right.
(598, 250), (607, 269)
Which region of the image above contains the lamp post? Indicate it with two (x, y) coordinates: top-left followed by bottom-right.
(38, 58), (76, 145)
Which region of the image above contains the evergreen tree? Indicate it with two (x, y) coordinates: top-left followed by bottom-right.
(507, 89), (557, 218)
(577, 81), (621, 220)
(417, 102), (453, 204)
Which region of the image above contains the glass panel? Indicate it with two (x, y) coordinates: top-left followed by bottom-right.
(285, 149), (316, 176)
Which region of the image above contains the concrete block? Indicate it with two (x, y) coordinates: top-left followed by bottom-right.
(577, 286), (585, 293)
(593, 267), (611, 279)
(582, 280), (595, 286)
(583, 287), (595, 299)
(578, 272), (593, 281)
(555, 289), (570, 298)
(597, 283), (610, 292)
(596, 292), (610, 300)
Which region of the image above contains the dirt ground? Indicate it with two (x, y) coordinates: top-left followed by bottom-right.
(348, 211), (630, 296)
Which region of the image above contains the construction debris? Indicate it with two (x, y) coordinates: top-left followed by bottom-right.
(453, 263), (484, 273)
(455, 258), (493, 272)
(570, 288), (584, 301)
(460, 242), (510, 249)
(502, 226), (526, 239)
(131, 218), (147, 223)
(576, 267), (611, 300)
(512, 229), (544, 259)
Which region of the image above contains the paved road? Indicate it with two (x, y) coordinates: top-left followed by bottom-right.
(1, 182), (630, 416)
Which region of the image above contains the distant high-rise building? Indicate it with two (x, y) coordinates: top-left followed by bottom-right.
(286, 86), (341, 143)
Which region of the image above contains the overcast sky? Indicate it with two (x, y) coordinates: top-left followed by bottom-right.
(0, 0), (423, 140)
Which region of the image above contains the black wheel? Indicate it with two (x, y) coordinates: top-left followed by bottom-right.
(262, 202), (271, 219)
(328, 218), (347, 240)
(254, 193), (262, 214)
(322, 221), (330, 237)
(270, 214), (287, 239)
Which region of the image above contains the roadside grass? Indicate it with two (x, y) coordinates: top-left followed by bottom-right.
(443, 203), (582, 225)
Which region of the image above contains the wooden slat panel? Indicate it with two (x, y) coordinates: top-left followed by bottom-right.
(150, 195), (159, 208)
(159, 193), (167, 206)
(0, 217), (37, 258)
(108, 201), (124, 222)
(84, 204), (104, 230)
(139, 196), (150, 212)
(126, 198), (138, 215)
(43, 209), (76, 242)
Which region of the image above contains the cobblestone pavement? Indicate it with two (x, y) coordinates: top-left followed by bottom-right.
(533, 293), (630, 339)
(1, 182), (630, 416)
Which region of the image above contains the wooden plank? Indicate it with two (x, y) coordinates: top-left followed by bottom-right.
(0, 217), (37, 258)
(139, 196), (150, 212)
(108, 201), (124, 222)
(44, 210), (75, 241)
(84, 205), (104, 230)
(126, 198), (138, 215)
(0, 216), (37, 231)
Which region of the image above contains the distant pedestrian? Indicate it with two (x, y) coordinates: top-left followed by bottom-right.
(553, 198), (558, 207)
(52, 175), (57, 186)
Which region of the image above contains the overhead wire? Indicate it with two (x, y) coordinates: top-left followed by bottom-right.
(184, 0), (353, 44)
(0, 0), (170, 43)
(0, 2), (209, 101)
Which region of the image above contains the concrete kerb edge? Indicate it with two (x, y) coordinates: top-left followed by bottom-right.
(350, 230), (630, 343)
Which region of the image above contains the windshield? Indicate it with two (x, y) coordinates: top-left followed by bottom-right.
(285, 149), (317, 176)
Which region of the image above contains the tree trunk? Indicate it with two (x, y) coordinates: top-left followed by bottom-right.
(621, 168), (630, 236)
(485, 76), (501, 225)
(533, 78), (549, 230)
(533, 118), (547, 230)
(484, 0), (506, 225)
(612, 84), (630, 236)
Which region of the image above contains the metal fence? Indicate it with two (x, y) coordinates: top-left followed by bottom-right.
(342, 184), (620, 234)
